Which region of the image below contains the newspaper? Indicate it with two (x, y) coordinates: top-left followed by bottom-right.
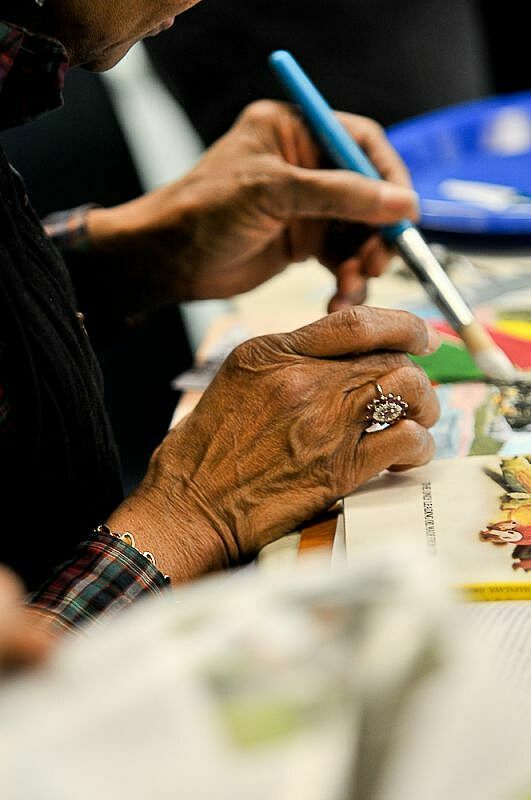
(0, 550), (529, 800)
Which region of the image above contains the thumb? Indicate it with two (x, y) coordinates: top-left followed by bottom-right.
(273, 165), (418, 225)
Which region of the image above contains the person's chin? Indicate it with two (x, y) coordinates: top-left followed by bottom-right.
(81, 42), (134, 72)
(80, 20), (174, 72)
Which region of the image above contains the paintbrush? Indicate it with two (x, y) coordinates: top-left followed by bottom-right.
(269, 50), (517, 382)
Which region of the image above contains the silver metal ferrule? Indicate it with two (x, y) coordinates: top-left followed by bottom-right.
(394, 227), (474, 330)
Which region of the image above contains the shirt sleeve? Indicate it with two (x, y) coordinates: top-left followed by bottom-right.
(42, 204), (98, 253)
(30, 530), (169, 635)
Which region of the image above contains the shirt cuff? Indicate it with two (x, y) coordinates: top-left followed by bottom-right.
(30, 531), (169, 635)
(43, 203), (99, 253)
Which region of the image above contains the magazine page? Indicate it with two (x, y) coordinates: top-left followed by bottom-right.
(375, 604), (531, 800)
(431, 381), (531, 458)
(344, 455), (531, 598)
(459, 600), (531, 680)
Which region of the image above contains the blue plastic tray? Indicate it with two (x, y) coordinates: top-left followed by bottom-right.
(387, 92), (531, 236)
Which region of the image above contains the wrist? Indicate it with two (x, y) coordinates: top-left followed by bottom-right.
(85, 184), (190, 252)
(106, 481), (229, 583)
(94, 524), (170, 584)
(84, 189), (196, 307)
(84, 204), (132, 253)
(43, 203), (100, 253)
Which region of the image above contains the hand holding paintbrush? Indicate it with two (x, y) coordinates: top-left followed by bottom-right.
(269, 50), (517, 382)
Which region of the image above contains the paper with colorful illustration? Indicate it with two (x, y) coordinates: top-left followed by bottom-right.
(431, 380), (531, 458)
(344, 454), (531, 600)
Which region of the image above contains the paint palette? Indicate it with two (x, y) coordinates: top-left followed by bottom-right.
(387, 91), (531, 236)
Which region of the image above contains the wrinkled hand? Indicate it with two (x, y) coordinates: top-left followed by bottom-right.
(90, 101), (417, 311)
(120, 308), (439, 579)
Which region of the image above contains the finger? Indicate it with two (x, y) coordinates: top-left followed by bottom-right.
(328, 270), (367, 312)
(282, 306), (441, 359)
(320, 221), (372, 271)
(354, 364), (440, 430)
(275, 165), (419, 226)
(240, 101), (413, 190)
(0, 567), (23, 619)
(335, 112), (413, 188)
(357, 235), (395, 278)
(0, 619), (52, 671)
(353, 420), (435, 488)
(327, 236), (394, 311)
(322, 228), (390, 275)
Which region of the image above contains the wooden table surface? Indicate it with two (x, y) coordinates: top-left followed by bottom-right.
(298, 508), (338, 555)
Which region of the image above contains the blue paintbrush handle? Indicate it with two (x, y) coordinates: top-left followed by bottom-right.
(268, 50), (412, 240)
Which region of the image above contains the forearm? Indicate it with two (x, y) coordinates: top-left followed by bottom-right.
(42, 189), (193, 345)
(42, 204), (152, 346)
(81, 187), (195, 316)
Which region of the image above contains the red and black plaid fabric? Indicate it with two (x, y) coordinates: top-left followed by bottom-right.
(0, 20), (67, 128)
(31, 531), (169, 635)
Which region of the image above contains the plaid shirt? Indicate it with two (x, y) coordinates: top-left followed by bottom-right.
(0, 22), (93, 249)
(0, 20), (168, 631)
(31, 532), (169, 635)
(0, 20), (68, 128)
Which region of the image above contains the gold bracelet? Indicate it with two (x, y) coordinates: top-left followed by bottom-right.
(95, 523), (170, 583)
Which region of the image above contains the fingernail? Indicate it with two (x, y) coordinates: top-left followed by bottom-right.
(423, 325), (441, 354)
(380, 183), (419, 213)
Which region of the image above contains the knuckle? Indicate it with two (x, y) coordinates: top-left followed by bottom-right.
(225, 334), (301, 390)
(223, 337), (315, 416)
(338, 305), (371, 344)
(393, 363), (439, 424)
(241, 99), (282, 125)
(398, 419), (430, 455)
(373, 352), (412, 373)
(275, 164), (304, 213)
(367, 349), (398, 383)
(362, 116), (385, 138)
(384, 308), (428, 353)
(241, 161), (294, 218)
(225, 337), (264, 371)
(398, 362), (432, 396)
(359, 179), (382, 211)
(342, 113), (383, 140)
(395, 307), (422, 331)
(279, 369), (313, 409)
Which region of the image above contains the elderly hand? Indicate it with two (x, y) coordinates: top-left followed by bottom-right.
(108, 307), (439, 580)
(88, 101), (417, 313)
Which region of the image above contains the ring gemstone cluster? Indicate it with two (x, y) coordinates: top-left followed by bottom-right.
(366, 384), (409, 427)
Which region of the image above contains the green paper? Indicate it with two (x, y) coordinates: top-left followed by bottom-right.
(411, 341), (484, 383)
